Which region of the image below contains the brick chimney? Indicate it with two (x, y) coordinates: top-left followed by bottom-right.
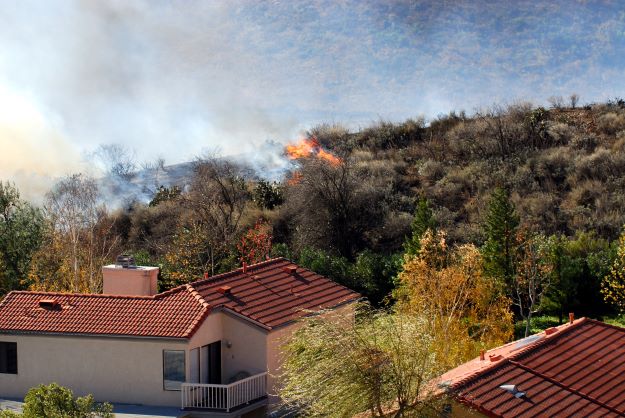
(102, 255), (159, 296)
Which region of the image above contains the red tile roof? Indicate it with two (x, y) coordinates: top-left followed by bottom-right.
(192, 257), (361, 329)
(0, 258), (360, 338)
(442, 318), (625, 418)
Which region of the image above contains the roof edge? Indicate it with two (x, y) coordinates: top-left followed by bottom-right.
(450, 317), (589, 391)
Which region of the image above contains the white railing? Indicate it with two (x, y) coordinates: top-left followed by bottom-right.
(181, 372), (268, 412)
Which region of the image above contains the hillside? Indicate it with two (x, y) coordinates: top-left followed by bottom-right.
(308, 101), (625, 246)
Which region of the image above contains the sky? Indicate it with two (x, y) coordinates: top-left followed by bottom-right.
(1, 0), (625, 200)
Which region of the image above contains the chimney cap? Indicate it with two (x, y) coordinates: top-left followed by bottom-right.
(116, 254), (136, 269)
(217, 285), (232, 295)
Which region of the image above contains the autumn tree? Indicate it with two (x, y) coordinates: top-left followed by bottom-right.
(0, 182), (44, 295)
(601, 228), (625, 312)
(279, 305), (446, 418)
(237, 219), (272, 265)
(160, 220), (214, 290)
(29, 174), (120, 293)
(482, 187), (519, 285)
(396, 230), (513, 367)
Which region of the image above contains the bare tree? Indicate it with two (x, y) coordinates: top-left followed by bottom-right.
(286, 155), (391, 259)
(36, 174), (120, 292)
(93, 144), (137, 181)
(183, 156), (251, 275)
(512, 231), (553, 337)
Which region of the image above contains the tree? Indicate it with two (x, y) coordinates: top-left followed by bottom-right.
(237, 219), (272, 265)
(279, 306), (446, 417)
(403, 196), (436, 256)
(252, 180), (284, 210)
(184, 157), (251, 275)
(28, 174), (120, 293)
(0, 182), (44, 295)
(148, 185), (181, 207)
(286, 154), (391, 259)
(0, 383), (112, 418)
(396, 230), (513, 367)
(482, 187), (519, 285)
(512, 231), (554, 337)
(601, 228), (625, 312)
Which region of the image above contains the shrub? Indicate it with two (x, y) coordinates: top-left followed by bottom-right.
(4, 383), (113, 418)
(597, 112), (625, 135)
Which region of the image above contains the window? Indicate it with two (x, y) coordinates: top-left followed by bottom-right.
(0, 342), (17, 374)
(163, 350), (185, 390)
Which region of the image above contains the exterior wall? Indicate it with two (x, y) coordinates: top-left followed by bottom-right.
(221, 312), (268, 383)
(187, 310), (223, 383)
(102, 265), (159, 296)
(0, 333), (185, 407)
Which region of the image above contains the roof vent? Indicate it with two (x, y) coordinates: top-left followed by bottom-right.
(283, 266), (297, 275)
(39, 299), (60, 310)
(499, 384), (526, 398)
(489, 354), (503, 362)
(115, 254), (136, 269)
(217, 285), (232, 295)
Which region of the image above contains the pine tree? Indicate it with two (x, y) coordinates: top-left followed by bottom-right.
(482, 187), (520, 284)
(403, 197), (437, 256)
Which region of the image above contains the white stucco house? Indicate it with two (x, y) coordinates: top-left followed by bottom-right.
(0, 257), (360, 417)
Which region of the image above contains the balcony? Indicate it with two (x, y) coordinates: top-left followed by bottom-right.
(181, 372), (268, 413)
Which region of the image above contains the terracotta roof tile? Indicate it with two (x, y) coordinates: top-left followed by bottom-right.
(0, 286), (208, 339)
(191, 257), (361, 329)
(0, 258), (360, 337)
(444, 318), (625, 417)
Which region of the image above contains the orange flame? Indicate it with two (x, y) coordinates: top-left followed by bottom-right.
(285, 137), (341, 166)
(317, 148), (341, 165)
(287, 171), (303, 185)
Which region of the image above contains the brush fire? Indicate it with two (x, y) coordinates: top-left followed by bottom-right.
(285, 137), (341, 166)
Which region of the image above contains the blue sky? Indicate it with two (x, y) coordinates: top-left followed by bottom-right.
(1, 0), (624, 198)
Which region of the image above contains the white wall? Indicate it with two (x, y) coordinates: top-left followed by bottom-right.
(221, 312), (268, 383)
(0, 333), (185, 407)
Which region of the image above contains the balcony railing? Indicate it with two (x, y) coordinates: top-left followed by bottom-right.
(181, 372), (268, 412)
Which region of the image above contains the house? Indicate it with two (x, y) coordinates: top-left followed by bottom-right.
(438, 315), (625, 417)
(0, 257), (361, 417)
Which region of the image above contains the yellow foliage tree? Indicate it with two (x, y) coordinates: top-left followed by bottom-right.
(601, 229), (625, 311)
(395, 230), (513, 368)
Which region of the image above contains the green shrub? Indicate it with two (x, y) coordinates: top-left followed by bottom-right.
(3, 383), (112, 418)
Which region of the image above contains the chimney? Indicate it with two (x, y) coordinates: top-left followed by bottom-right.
(39, 299), (60, 310)
(569, 312), (575, 324)
(102, 255), (159, 296)
(283, 266), (297, 275)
